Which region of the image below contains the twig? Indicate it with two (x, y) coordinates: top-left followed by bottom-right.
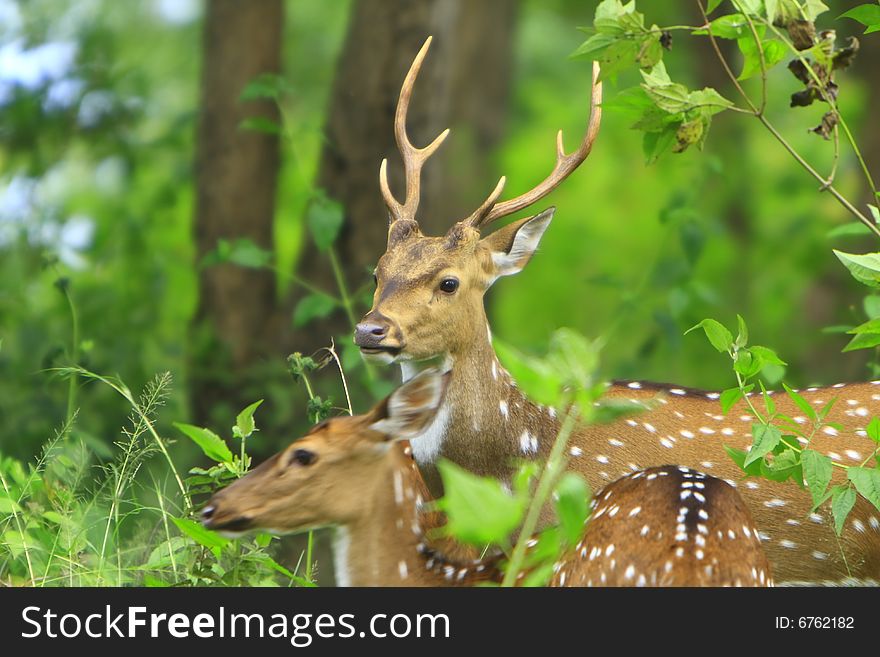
(502, 402), (579, 587)
(694, 0), (880, 237)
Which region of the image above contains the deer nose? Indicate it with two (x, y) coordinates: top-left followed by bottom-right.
(201, 505), (216, 522)
(354, 314), (401, 351)
(358, 322), (387, 338)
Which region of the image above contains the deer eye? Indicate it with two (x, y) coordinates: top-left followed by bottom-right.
(289, 448), (317, 467)
(439, 277), (459, 294)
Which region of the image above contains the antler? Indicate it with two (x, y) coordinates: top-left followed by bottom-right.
(379, 36), (450, 224)
(464, 61), (603, 229)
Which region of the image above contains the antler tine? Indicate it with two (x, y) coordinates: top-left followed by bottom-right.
(464, 176), (506, 228)
(379, 36), (451, 224)
(472, 60), (603, 228)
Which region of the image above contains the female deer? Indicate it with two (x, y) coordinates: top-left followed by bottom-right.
(202, 371), (771, 587)
(353, 38), (880, 584)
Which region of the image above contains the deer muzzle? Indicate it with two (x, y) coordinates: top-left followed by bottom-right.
(354, 312), (404, 356)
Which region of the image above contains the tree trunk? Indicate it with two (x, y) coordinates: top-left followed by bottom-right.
(190, 0), (284, 424)
(282, 0), (519, 355)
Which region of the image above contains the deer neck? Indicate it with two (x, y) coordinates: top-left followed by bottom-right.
(332, 444), (495, 587)
(401, 318), (562, 496)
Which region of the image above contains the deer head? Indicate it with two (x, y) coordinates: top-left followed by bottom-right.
(201, 369), (448, 536)
(354, 37), (602, 366)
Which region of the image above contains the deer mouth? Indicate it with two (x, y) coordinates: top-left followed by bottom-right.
(202, 514), (255, 535)
(359, 345), (403, 362)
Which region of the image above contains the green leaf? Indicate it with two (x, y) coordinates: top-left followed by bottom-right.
(735, 314), (749, 348)
(736, 0), (762, 13)
(706, 0), (726, 12)
(174, 423), (234, 463)
(306, 195), (345, 252)
(842, 332), (880, 353)
(173, 516), (230, 550)
(760, 447), (802, 485)
(593, 398), (648, 424)
(685, 318), (733, 353)
(864, 295), (880, 320)
(833, 250), (880, 288)
(869, 205), (880, 224)
(436, 460), (525, 545)
(720, 386), (746, 414)
(738, 39), (787, 81)
(494, 340), (564, 408)
(554, 473), (591, 547)
(687, 88), (735, 115)
(803, 0), (829, 22)
(866, 416), (880, 443)
(642, 122), (680, 163)
(750, 345), (787, 366)
(239, 116), (281, 135)
(636, 34), (663, 69)
(847, 317), (880, 334)
(734, 350), (761, 378)
(292, 293), (339, 328)
(744, 423), (781, 467)
(801, 449), (833, 507)
(0, 496), (21, 514)
(598, 39), (643, 79)
(831, 485), (856, 535)
(783, 383), (817, 422)
(520, 560), (557, 588)
(827, 222), (872, 239)
(571, 33), (617, 60)
(640, 68), (690, 113)
(234, 400), (263, 440)
(839, 4), (880, 33)
(848, 467), (880, 512)
(42, 511), (65, 524)
(693, 13), (750, 39)
(203, 238), (273, 270)
(724, 445), (763, 476)
(239, 73), (291, 101)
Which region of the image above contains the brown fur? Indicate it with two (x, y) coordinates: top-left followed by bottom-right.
(357, 215), (880, 585)
(203, 377), (770, 586)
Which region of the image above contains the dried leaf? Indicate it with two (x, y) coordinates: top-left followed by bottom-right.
(810, 111), (838, 140)
(832, 37), (859, 71)
(788, 60), (811, 84)
(790, 88), (817, 107)
(787, 19), (816, 50)
(660, 30), (673, 50)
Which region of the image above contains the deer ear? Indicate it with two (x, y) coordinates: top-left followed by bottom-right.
(480, 207), (554, 279)
(368, 369), (449, 440)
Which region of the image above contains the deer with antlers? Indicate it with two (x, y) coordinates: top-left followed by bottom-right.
(202, 370), (771, 587)
(353, 37), (880, 585)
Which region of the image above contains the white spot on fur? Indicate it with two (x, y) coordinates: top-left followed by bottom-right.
(409, 401), (451, 466)
(519, 430), (539, 455)
(333, 528), (352, 588)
